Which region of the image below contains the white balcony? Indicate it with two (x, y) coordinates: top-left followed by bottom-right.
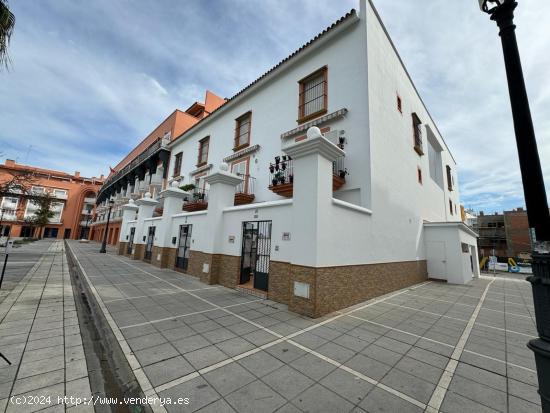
(84, 197), (96, 204)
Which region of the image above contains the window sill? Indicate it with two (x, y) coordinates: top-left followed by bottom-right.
(196, 161), (207, 168)
(414, 145), (424, 156)
(233, 143), (250, 152)
(297, 109), (328, 125)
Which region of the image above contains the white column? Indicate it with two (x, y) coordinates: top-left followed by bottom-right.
(203, 164), (242, 254)
(134, 192), (159, 247)
(283, 127), (345, 267)
(157, 181), (189, 248)
(119, 199), (138, 242)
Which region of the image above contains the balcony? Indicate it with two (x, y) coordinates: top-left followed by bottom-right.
(268, 156), (346, 198)
(182, 188), (208, 212)
(84, 197), (96, 204)
(234, 175), (256, 206)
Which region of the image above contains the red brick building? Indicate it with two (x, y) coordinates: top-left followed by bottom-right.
(0, 159), (103, 239)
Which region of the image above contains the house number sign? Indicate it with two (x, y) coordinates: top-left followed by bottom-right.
(282, 232), (291, 241)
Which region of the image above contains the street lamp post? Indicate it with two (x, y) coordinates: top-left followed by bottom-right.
(99, 199), (115, 253)
(479, 0), (550, 410)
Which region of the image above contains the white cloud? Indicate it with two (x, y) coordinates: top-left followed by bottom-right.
(0, 0), (548, 212)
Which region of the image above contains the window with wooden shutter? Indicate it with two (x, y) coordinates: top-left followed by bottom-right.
(298, 67), (327, 123)
(412, 113), (423, 155)
(234, 112), (251, 150)
(173, 152), (183, 177)
(197, 137), (209, 166)
(446, 165), (453, 191)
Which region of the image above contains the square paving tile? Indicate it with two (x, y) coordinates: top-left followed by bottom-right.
(261, 365), (314, 400)
(292, 383), (354, 413)
(226, 380), (286, 413)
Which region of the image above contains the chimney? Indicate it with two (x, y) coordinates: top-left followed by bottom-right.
(517, 207), (524, 212)
(5, 159), (15, 167)
(74, 171), (80, 178)
(479, 211), (484, 216)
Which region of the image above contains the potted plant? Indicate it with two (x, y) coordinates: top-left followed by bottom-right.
(281, 162), (287, 171)
(282, 155), (287, 161)
(338, 136), (346, 149)
(289, 174), (294, 183)
(338, 169), (348, 179)
(275, 156), (280, 165)
(269, 165), (275, 173)
(180, 183), (196, 192)
(277, 172), (285, 184)
(275, 163), (280, 171)
(272, 176), (278, 186)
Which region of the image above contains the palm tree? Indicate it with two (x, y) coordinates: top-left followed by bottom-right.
(0, 0), (15, 70)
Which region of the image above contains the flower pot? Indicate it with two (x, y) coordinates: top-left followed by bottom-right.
(269, 166), (274, 173)
(279, 177), (285, 184)
(289, 175), (294, 183)
(272, 178), (278, 186)
(282, 155), (287, 161)
(282, 163), (287, 171)
(275, 164), (279, 171)
(275, 156), (280, 164)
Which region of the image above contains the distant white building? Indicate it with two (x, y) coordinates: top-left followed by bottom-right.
(116, 0), (479, 317)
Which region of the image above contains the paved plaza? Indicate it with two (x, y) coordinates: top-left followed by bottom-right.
(61, 240), (541, 413)
(0, 241), (55, 305)
(0, 241), (91, 413)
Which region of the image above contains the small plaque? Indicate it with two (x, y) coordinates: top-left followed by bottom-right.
(228, 235), (236, 243)
(202, 263), (210, 273)
(461, 243), (469, 253)
(172, 237), (177, 244)
(274, 245), (280, 252)
(282, 232), (291, 241)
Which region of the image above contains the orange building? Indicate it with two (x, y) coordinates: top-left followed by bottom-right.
(0, 159), (103, 239)
(92, 91), (225, 246)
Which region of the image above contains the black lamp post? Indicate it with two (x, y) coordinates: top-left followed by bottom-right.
(99, 199), (115, 253)
(479, 0), (550, 410)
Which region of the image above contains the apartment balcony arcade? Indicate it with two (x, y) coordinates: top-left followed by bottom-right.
(268, 155), (346, 198)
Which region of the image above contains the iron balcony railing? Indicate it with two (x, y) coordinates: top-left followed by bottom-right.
(235, 174), (255, 195)
(99, 137), (166, 196)
(185, 187), (208, 204)
(268, 155), (347, 186)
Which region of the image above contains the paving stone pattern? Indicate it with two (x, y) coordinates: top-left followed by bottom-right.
(0, 241), (92, 413)
(68, 240), (541, 413)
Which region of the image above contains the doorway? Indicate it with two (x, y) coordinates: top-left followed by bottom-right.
(127, 227), (135, 254)
(175, 224), (192, 271)
(144, 226), (155, 261)
(64, 228), (71, 239)
(240, 220), (272, 292)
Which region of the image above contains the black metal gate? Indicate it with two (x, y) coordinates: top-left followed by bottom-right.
(127, 227), (135, 254)
(240, 220), (272, 291)
(144, 226), (155, 260)
(175, 224), (192, 271)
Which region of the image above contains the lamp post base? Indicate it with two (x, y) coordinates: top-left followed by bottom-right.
(528, 338), (550, 412)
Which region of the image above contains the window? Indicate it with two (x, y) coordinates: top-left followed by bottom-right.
(412, 113), (423, 155)
(298, 66), (327, 122)
(449, 200), (453, 215)
(197, 137), (210, 166)
(417, 167), (423, 185)
(232, 158), (250, 193)
(53, 189), (67, 198)
(397, 95), (402, 113)
(446, 165), (453, 191)
(173, 152), (183, 177)
(234, 112), (252, 150)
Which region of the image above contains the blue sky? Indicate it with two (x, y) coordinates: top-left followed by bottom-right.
(0, 0), (548, 214)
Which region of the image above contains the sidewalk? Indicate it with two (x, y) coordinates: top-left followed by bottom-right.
(67, 240), (541, 413)
(0, 241), (91, 413)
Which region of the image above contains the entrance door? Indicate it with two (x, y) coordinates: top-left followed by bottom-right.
(127, 227), (135, 254)
(427, 241), (447, 279)
(64, 228), (71, 239)
(175, 224), (192, 271)
(240, 221), (272, 291)
(144, 226), (155, 260)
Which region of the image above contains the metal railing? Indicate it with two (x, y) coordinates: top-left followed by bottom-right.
(184, 187), (208, 205)
(269, 157), (293, 186)
(268, 155), (346, 186)
(99, 137), (166, 192)
(235, 174), (255, 195)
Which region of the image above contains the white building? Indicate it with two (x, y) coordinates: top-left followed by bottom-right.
(117, 0), (479, 318)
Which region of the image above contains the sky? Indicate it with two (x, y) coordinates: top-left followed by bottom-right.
(0, 0), (549, 214)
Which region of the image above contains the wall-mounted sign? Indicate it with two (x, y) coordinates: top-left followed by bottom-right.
(274, 245), (279, 252)
(282, 232), (291, 241)
(228, 235), (236, 243)
(172, 237), (177, 245)
(461, 243), (469, 253)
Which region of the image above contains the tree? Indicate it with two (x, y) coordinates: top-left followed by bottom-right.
(0, 0), (15, 70)
(25, 194), (55, 239)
